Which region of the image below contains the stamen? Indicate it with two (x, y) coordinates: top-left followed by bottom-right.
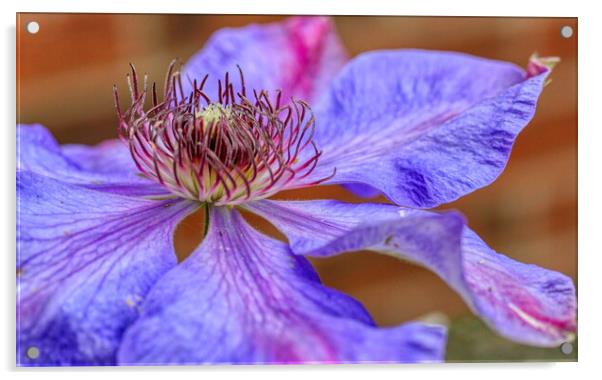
(114, 60), (332, 205)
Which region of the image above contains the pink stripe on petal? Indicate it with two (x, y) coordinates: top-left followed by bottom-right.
(118, 206), (446, 364)
(182, 16), (347, 105)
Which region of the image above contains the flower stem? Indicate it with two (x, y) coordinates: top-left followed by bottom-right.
(203, 203), (210, 237)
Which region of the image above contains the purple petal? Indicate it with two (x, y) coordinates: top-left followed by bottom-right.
(343, 183), (381, 198)
(309, 51), (549, 207)
(243, 199), (577, 347)
(17, 171), (198, 366)
(17, 124), (165, 196)
(182, 16), (347, 104)
(118, 206), (446, 364)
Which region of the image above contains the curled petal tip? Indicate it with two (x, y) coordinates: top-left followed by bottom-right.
(527, 53), (561, 78)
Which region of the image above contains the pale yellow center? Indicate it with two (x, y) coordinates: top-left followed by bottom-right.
(199, 103), (231, 126)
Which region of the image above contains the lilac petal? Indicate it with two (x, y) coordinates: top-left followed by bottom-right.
(182, 16), (347, 104)
(343, 183), (381, 198)
(17, 171), (198, 366)
(17, 124), (165, 196)
(62, 140), (137, 177)
(309, 51), (549, 207)
(118, 206), (446, 364)
(243, 199), (577, 347)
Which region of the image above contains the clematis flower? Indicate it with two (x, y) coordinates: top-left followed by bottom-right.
(16, 16), (576, 366)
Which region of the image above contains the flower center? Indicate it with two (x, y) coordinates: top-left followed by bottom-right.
(114, 61), (332, 205)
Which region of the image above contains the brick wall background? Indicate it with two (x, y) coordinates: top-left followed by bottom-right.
(16, 14), (578, 360)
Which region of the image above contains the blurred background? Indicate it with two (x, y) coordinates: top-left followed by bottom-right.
(16, 14), (577, 362)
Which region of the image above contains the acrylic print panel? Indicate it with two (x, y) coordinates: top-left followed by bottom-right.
(16, 13), (577, 366)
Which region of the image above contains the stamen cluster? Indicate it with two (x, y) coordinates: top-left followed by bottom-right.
(114, 61), (331, 205)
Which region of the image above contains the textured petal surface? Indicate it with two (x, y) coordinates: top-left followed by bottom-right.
(182, 16), (347, 104)
(243, 199), (577, 347)
(309, 51), (549, 207)
(17, 171), (197, 366)
(17, 124), (165, 196)
(118, 206), (446, 365)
